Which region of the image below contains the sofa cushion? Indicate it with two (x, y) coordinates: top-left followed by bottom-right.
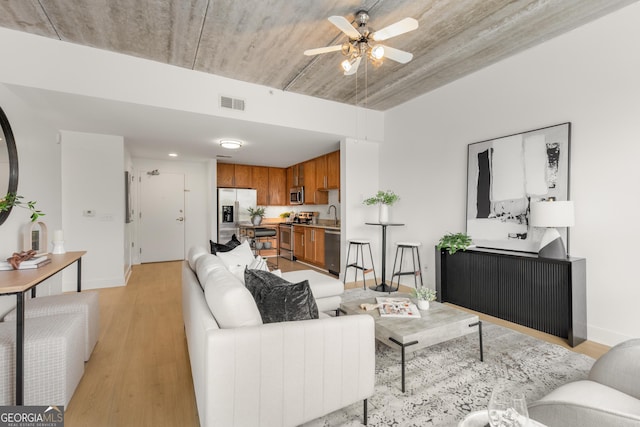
(210, 234), (241, 254)
(216, 241), (255, 270)
(281, 269), (344, 300)
(203, 269), (263, 329)
(195, 254), (229, 288)
(188, 246), (209, 270)
(244, 269), (319, 324)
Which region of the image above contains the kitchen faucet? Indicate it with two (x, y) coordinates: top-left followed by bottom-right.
(327, 205), (338, 226)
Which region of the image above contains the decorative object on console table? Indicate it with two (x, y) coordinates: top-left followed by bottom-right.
(530, 200), (574, 259)
(22, 221), (48, 253)
(466, 122), (570, 253)
(363, 190), (399, 223)
(52, 229), (66, 254)
(437, 232), (472, 255)
(435, 246), (586, 347)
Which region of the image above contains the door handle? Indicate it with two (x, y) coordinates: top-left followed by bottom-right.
(177, 217), (184, 222)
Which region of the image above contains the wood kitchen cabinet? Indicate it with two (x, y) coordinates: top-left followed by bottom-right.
(294, 226), (325, 267)
(217, 163), (252, 188)
(326, 150), (340, 189)
(252, 166), (269, 205)
(303, 159), (328, 205)
(268, 167), (287, 205)
(293, 226), (305, 260)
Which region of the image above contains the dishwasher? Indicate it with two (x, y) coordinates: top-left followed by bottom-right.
(324, 230), (341, 277)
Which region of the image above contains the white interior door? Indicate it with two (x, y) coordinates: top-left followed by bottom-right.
(139, 172), (185, 262)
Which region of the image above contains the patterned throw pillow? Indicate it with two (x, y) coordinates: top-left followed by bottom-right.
(244, 269), (319, 324)
(210, 234), (241, 254)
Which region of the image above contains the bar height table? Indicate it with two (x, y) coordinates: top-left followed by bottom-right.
(365, 223), (404, 292)
(0, 251), (86, 405)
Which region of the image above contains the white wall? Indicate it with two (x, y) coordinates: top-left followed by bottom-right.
(384, 2), (640, 346)
(0, 84), (63, 316)
(60, 131), (126, 290)
(132, 158), (209, 262)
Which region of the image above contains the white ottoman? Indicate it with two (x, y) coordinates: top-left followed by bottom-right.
(0, 314), (85, 406)
(4, 292), (99, 361)
(281, 270), (344, 312)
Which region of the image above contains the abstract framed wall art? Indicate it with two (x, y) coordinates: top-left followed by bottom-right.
(466, 122), (571, 253)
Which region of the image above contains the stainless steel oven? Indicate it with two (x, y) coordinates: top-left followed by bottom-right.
(279, 223), (294, 260)
(289, 187), (304, 205)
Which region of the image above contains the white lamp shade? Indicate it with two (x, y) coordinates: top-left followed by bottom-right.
(530, 201), (575, 227)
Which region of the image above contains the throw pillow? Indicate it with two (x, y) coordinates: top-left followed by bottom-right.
(216, 240), (255, 269)
(228, 256), (269, 284)
(210, 234), (241, 254)
(244, 269), (319, 324)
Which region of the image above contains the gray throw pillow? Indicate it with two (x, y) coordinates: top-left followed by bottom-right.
(244, 269), (319, 324)
(210, 234), (241, 254)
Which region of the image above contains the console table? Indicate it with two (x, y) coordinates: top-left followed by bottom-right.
(435, 247), (586, 347)
(0, 251), (86, 405)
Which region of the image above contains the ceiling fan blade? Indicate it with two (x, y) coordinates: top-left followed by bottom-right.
(344, 56), (362, 76)
(328, 15), (361, 40)
(304, 45), (343, 56)
(381, 46), (413, 64)
(372, 17), (419, 41)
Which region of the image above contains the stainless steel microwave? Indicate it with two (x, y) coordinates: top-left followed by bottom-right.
(289, 187), (304, 205)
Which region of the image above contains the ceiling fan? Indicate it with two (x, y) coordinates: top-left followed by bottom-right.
(304, 11), (418, 75)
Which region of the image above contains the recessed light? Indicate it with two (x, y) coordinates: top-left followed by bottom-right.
(219, 139), (243, 150)
(168, 153), (178, 157)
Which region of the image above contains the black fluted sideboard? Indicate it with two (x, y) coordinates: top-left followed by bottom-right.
(435, 247), (586, 347)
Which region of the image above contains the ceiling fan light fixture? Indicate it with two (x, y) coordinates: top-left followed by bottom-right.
(219, 139), (243, 150)
(370, 45), (384, 60)
(341, 58), (353, 72)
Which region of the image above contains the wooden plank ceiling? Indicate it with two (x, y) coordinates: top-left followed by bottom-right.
(0, 0), (637, 111)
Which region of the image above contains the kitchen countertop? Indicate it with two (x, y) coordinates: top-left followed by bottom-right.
(289, 223), (340, 231)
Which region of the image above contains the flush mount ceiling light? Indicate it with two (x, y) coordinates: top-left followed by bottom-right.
(305, 10), (418, 75)
(219, 139), (243, 150)
(168, 152), (178, 157)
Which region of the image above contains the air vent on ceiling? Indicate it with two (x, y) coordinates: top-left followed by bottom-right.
(220, 95), (245, 111)
(216, 154), (232, 158)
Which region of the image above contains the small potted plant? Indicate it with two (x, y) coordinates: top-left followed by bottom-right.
(413, 286), (437, 310)
(437, 232), (473, 255)
(279, 211), (291, 223)
(247, 206), (266, 226)
(363, 190), (399, 222)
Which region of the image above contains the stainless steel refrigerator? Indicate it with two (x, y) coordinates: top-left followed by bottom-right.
(217, 188), (258, 242)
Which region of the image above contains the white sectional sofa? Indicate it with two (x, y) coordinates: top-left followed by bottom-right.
(182, 245), (376, 427)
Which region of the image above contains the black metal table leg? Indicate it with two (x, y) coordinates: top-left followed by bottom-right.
(16, 292), (25, 405)
(363, 399), (368, 425)
(77, 257), (82, 292)
(389, 337), (419, 392)
(469, 320), (484, 362)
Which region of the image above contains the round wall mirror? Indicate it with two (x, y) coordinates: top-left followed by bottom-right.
(0, 106), (19, 226)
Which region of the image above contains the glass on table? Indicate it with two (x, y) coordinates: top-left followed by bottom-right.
(487, 383), (530, 427)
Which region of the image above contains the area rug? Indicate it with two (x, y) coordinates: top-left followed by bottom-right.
(304, 288), (594, 426)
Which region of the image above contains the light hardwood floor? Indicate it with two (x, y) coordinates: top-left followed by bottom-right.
(65, 259), (609, 426)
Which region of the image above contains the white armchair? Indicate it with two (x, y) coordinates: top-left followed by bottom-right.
(528, 339), (640, 427)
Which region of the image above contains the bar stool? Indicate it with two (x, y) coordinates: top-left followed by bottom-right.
(344, 239), (378, 289)
(391, 242), (424, 290)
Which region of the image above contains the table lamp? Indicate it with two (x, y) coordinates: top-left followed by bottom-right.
(530, 200), (574, 259)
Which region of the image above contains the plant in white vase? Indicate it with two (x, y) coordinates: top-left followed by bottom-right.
(363, 190), (399, 223)
(412, 286), (437, 310)
(247, 206), (266, 226)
